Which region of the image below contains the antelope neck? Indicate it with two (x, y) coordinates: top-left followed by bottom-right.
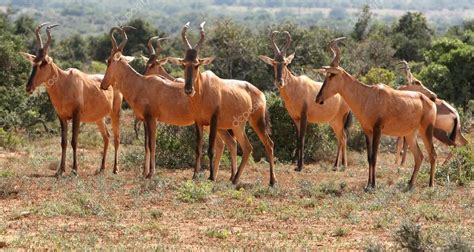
(335, 71), (374, 121)
(115, 61), (146, 104)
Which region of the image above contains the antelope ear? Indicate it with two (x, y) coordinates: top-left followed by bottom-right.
(123, 56), (135, 62)
(285, 53), (295, 64)
(315, 69), (327, 75)
(20, 52), (36, 62)
(44, 56), (53, 64)
(258, 55), (274, 65)
(322, 66), (342, 75)
(199, 56), (215, 65)
(168, 57), (183, 65)
(113, 52), (122, 61)
(157, 58), (168, 66)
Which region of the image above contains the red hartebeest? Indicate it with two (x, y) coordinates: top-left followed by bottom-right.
(259, 31), (352, 171)
(168, 22), (276, 186)
(100, 27), (237, 179)
(395, 61), (469, 166)
(315, 38), (437, 190)
(20, 23), (122, 176)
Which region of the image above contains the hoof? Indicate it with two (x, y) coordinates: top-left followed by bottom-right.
(229, 176), (235, 182)
(364, 186), (375, 193)
(94, 169), (105, 176)
(294, 167), (302, 172)
(55, 170), (65, 178)
(232, 178), (239, 185)
(208, 176), (215, 181)
(71, 170), (78, 177)
(146, 173), (154, 179)
(112, 167), (119, 174)
(269, 180), (277, 187)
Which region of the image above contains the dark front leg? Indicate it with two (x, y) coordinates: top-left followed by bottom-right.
(57, 117), (68, 177)
(296, 112), (308, 172)
(364, 133), (373, 190)
(71, 111), (80, 176)
(193, 123), (204, 179)
(371, 124), (382, 188)
(208, 112), (219, 181)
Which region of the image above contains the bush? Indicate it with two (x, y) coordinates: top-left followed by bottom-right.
(0, 128), (24, 150)
(177, 180), (213, 203)
(155, 124), (198, 168)
(437, 146), (474, 185)
(394, 221), (430, 251)
(250, 92), (338, 163)
(360, 67), (396, 87)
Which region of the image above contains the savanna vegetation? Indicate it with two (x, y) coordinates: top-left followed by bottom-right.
(0, 1), (473, 250)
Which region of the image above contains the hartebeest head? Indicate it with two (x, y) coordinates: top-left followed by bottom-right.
(315, 37), (347, 105)
(20, 23), (59, 94)
(258, 31), (295, 88)
(142, 36), (169, 75)
(168, 22), (215, 96)
(397, 60), (437, 101)
(101, 26), (134, 90)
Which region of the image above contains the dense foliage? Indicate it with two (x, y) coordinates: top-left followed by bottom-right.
(0, 6), (472, 165)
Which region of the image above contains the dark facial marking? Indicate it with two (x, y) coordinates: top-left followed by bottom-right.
(184, 63), (194, 94)
(276, 63), (283, 82)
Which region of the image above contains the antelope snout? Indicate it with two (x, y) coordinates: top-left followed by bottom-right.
(184, 88), (195, 97)
(315, 95), (324, 105)
(275, 78), (285, 88)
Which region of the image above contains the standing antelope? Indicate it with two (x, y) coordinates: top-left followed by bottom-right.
(259, 31), (352, 171)
(315, 38), (438, 190)
(395, 61), (468, 166)
(168, 22), (276, 186)
(20, 23), (122, 176)
(100, 27), (237, 179)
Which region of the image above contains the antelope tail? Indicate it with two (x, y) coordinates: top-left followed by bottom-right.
(449, 117), (458, 142)
(343, 111), (353, 135)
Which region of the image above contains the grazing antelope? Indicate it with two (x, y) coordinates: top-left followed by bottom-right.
(100, 27), (237, 179)
(20, 23), (122, 176)
(259, 31), (352, 171)
(395, 61), (468, 166)
(168, 22), (276, 186)
(315, 38), (438, 190)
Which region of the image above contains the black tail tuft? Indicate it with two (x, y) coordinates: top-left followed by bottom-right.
(449, 117), (458, 142)
(343, 111), (353, 135)
(264, 108), (272, 136)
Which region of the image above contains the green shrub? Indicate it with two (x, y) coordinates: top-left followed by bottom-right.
(155, 124), (198, 168)
(360, 67), (396, 87)
(437, 146), (474, 185)
(177, 180), (213, 203)
(0, 128), (24, 150)
(250, 92), (338, 163)
(394, 221), (431, 251)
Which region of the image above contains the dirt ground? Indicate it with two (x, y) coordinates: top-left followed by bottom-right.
(0, 116), (472, 249)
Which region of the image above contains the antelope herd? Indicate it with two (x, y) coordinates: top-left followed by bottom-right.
(21, 22), (469, 190)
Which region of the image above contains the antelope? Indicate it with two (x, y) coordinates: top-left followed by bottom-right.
(259, 31), (352, 171)
(100, 27), (237, 179)
(315, 38), (438, 190)
(20, 23), (122, 176)
(395, 61), (469, 166)
(168, 22), (276, 186)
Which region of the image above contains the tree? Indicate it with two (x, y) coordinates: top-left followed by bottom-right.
(392, 12), (433, 61)
(351, 4), (372, 41)
(418, 38), (474, 107)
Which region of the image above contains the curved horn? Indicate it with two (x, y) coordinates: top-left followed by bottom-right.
(329, 37), (346, 67)
(194, 21), (206, 50)
(270, 31), (281, 56)
(181, 22), (192, 50)
(109, 26), (122, 50)
(282, 31), (292, 54)
(147, 36), (167, 57)
(117, 27), (129, 51)
(43, 24), (59, 55)
(397, 60), (409, 70)
(147, 36), (160, 56)
(34, 22), (49, 50)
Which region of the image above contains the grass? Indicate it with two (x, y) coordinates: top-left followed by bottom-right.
(0, 111), (472, 249)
